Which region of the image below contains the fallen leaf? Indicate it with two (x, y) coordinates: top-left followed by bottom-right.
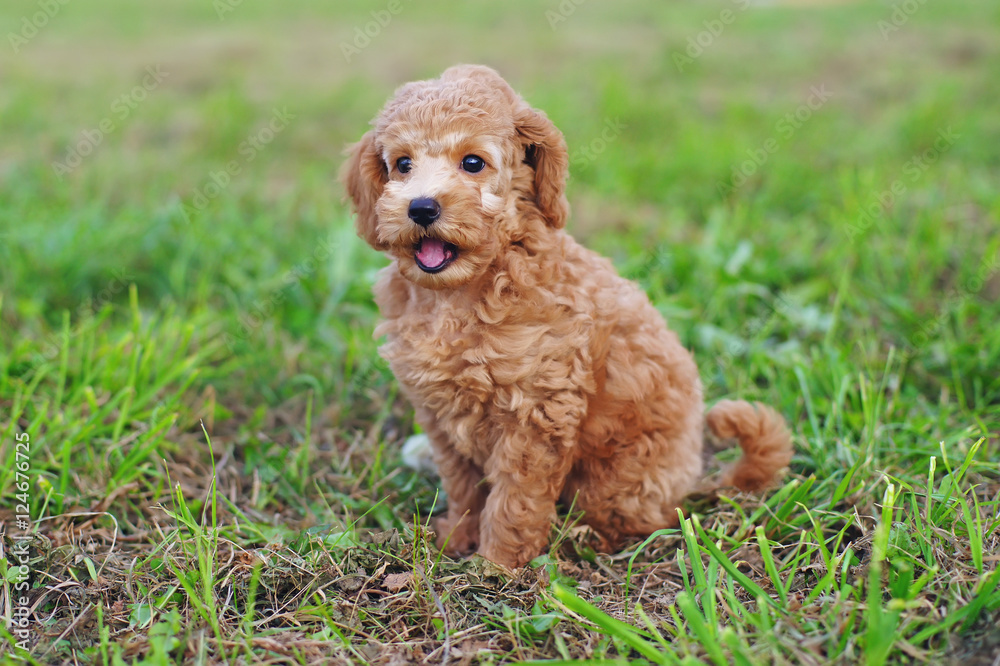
(383, 572), (413, 592)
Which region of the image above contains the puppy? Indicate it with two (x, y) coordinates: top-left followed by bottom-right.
(343, 65), (793, 569)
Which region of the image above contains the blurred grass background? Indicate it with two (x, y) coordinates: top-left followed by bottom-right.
(3, 0), (998, 408)
(1, 0), (999, 662)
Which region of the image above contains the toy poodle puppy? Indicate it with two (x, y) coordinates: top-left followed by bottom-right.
(343, 65), (793, 569)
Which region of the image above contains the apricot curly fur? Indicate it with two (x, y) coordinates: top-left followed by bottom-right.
(342, 65), (794, 568)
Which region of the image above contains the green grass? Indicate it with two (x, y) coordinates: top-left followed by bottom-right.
(1, 0), (999, 663)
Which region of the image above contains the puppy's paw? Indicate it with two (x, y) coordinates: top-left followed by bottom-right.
(434, 515), (478, 556)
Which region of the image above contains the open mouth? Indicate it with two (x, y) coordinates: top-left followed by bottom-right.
(414, 237), (458, 273)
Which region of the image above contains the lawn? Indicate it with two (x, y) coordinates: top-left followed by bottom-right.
(1, 0), (999, 663)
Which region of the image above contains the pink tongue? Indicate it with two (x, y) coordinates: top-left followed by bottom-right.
(416, 238), (448, 268)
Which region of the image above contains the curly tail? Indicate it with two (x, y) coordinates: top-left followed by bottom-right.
(705, 400), (793, 492)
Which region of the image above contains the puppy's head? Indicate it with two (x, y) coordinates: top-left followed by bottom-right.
(342, 64), (568, 290)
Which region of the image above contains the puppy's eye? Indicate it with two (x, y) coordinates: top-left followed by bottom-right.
(461, 155), (485, 173)
(396, 157), (412, 174)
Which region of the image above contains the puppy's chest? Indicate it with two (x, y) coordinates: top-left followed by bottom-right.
(380, 306), (496, 404)
(388, 315), (560, 469)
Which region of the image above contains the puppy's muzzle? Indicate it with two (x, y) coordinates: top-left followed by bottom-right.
(408, 197), (441, 228)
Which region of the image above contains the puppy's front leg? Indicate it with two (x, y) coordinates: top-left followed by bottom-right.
(478, 435), (573, 568)
(428, 431), (488, 556)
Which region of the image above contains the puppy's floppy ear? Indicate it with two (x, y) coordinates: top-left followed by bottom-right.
(515, 106), (570, 229)
(341, 130), (388, 250)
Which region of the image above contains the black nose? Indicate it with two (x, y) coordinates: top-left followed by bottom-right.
(408, 197), (441, 227)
